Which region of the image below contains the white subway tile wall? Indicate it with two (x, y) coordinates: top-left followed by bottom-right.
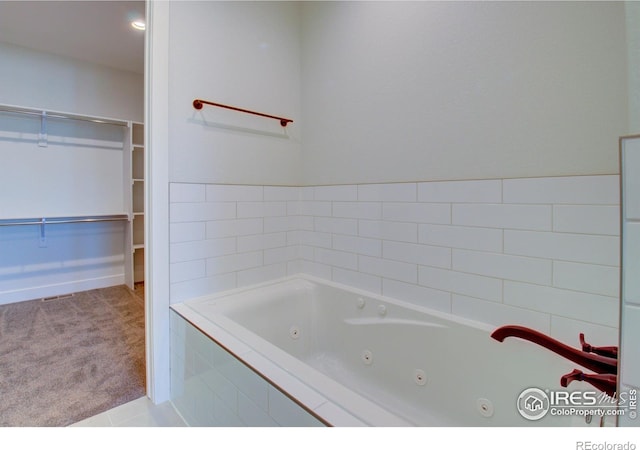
(169, 311), (325, 427)
(169, 185), (301, 302)
(169, 175), (620, 344)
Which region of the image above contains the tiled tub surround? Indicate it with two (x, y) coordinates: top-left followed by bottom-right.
(169, 175), (620, 347)
(169, 309), (327, 427)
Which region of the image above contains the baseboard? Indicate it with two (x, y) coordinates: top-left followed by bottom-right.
(0, 274), (125, 306)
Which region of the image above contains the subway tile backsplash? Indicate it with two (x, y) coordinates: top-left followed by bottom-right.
(502, 175), (619, 205)
(169, 175), (620, 343)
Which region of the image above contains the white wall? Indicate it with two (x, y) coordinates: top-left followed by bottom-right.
(0, 42), (143, 304)
(0, 42), (143, 122)
(0, 118), (127, 219)
(301, 1), (628, 185)
(627, 1), (640, 135)
(167, 1), (301, 186)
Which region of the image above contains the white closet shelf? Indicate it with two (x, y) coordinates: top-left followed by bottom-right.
(0, 103), (130, 127)
(0, 214), (129, 226)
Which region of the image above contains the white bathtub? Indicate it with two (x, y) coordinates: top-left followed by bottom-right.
(172, 275), (598, 426)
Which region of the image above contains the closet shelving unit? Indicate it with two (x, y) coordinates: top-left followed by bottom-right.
(124, 121), (145, 289)
(0, 103), (144, 292)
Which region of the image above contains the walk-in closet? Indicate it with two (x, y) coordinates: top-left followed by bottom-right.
(0, 1), (146, 426)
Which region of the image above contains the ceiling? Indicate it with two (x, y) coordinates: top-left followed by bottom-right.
(0, 1), (145, 74)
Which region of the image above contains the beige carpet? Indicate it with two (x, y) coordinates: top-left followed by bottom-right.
(0, 284), (146, 426)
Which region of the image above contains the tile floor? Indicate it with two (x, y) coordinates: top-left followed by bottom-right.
(69, 396), (186, 427)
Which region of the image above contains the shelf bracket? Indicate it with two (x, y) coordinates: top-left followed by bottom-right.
(38, 111), (48, 147)
(39, 218), (47, 247)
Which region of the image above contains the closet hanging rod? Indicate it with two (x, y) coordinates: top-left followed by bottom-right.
(193, 99), (294, 127)
(0, 214), (129, 227)
(0, 104), (129, 127)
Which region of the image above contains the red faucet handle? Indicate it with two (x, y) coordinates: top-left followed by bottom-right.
(561, 369), (583, 387)
(560, 369), (617, 398)
(579, 333), (618, 359)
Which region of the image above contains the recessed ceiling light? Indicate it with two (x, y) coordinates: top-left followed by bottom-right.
(131, 20), (146, 31)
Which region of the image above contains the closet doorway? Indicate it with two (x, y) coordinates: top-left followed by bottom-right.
(0, 1), (147, 426)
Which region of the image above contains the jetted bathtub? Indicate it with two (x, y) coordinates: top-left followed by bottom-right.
(171, 275), (598, 427)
